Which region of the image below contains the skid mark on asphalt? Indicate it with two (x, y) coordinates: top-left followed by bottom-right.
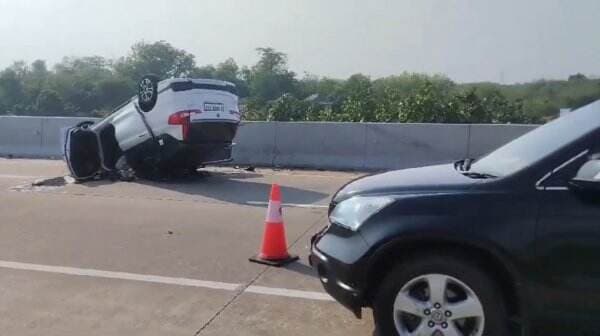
(0, 260), (333, 302)
(9, 176), (71, 193)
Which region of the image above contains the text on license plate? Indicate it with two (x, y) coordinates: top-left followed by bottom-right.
(204, 103), (224, 112)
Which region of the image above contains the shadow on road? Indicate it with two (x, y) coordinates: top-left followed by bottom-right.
(283, 260), (319, 278)
(74, 170), (329, 206)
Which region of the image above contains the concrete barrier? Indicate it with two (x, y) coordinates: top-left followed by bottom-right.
(467, 124), (537, 158)
(0, 116), (538, 171)
(272, 122), (367, 170)
(232, 122), (277, 166)
(364, 123), (470, 170)
(0, 116), (99, 158)
(0, 116), (44, 157)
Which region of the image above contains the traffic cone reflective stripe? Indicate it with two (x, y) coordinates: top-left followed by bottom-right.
(265, 199), (283, 224)
(249, 184), (299, 267)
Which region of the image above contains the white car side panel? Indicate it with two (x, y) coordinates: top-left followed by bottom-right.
(110, 104), (149, 151)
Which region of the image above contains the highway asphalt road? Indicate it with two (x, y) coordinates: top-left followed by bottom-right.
(0, 158), (374, 336)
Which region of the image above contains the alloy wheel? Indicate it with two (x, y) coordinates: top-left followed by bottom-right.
(393, 273), (484, 336)
(139, 78), (155, 103)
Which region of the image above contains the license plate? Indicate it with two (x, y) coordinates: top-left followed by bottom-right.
(203, 103), (224, 112)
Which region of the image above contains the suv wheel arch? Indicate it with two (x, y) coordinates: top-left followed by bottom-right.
(364, 239), (528, 334)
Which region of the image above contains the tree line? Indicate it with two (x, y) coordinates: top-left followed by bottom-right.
(0, 40), (598, 123)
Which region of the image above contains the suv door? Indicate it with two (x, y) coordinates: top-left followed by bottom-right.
(110, 103), (151, 152)
(533, 142), (600, 335)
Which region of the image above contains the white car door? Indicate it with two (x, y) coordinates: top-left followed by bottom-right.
(109, 102), (150, 151)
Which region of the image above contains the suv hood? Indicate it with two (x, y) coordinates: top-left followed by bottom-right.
(334, 164), (485, 202)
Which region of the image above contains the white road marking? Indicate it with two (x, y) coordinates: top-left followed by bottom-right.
(246, 201), (329, 209)
(0, 260), (239, 291)
(0, 260), (333, 302)
(246, 285), (333, 301)
(268, 172), (359, 179)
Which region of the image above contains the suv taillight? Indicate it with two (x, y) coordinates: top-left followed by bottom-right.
(168, 110), (200, 141)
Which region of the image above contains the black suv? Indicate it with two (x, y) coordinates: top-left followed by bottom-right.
(310, 100), (600, 336)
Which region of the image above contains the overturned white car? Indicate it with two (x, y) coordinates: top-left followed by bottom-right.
(64, 76), (241, 180)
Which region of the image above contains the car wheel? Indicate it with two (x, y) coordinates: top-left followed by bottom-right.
(373, 253), (509, 336)
(137, 74), (159, 112)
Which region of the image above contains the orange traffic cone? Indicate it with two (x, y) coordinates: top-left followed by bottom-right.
(249, 184), (299, 267)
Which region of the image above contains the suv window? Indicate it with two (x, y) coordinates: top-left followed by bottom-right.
(541, 153), (589, 188)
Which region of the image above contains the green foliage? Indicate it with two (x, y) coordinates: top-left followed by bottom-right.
(0, 40), (599, 123)
(0, 68), (27, 114)
(114, 40), (197, 80)
(50, 56), (117, 116)
(36, 89), (64, 115)
(268, 93), (310, 121)
(94, 77), (134, 116)
(398, 81), (455, 123)
(241, 47), (299, 120)
(340, 74), (376, 122)
(247, 47), (297, 103)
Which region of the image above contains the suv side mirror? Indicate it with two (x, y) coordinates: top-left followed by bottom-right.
(568, 159), (600, 194)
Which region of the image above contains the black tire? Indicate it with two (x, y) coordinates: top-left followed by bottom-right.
(373, 253), (510, 336)
(137, 74), (159, 112)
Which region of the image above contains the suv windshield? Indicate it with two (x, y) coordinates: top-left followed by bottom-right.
(471, 101), (600, 177)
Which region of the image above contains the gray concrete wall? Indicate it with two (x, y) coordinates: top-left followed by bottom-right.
(233, 122), (536, 170)
(0, 116), (44, 157)
(0, 116), (537, 170)
(364, 123), (471, 170)
(0, 116), (99, 158)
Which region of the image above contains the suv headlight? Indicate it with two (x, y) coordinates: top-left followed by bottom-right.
(329, 196), (395, 231)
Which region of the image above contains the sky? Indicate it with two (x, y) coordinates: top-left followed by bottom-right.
(0, 0), (598, 84)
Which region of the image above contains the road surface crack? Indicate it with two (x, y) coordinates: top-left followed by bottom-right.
(192, 266), (268, 335)
(192, 213), (326, 335)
